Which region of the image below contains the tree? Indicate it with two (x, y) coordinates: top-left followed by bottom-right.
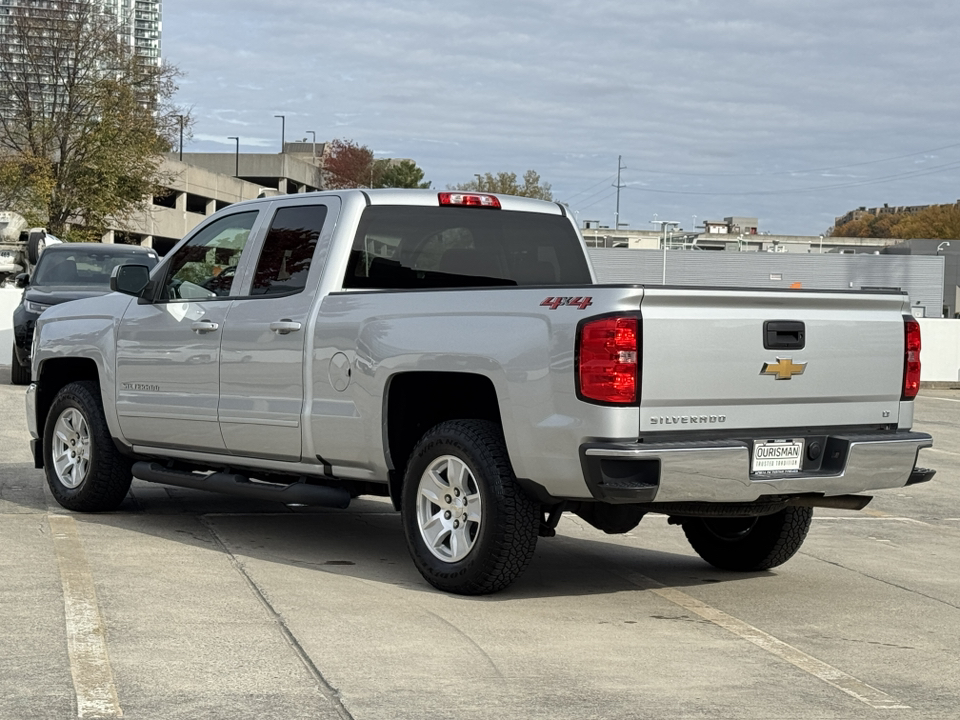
(323, 138), (430, 190)
(323, 138), (378, 189)
(831, 204), (960, 239)
(378, 159), (431, 189)
(0, 0), (187, 240)
(451, 170), (553, 200)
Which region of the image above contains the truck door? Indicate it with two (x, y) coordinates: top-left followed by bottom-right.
(218, 198), (339, 461)
(116, 209), (263, 451)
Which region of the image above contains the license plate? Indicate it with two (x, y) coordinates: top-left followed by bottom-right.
(752, 439), (804, 473)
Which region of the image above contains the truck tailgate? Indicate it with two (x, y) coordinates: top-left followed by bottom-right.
(638, 288), (909, 432)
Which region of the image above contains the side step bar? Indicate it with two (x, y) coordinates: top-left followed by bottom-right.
(131, 462), (351, 509)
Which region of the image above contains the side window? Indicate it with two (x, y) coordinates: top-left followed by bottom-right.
(249, 205), (328, 296)
(160, 211), (258, 300)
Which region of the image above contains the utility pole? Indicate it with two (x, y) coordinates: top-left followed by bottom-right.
(613, 155), (626, 229)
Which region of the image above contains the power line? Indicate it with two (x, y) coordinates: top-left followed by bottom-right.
(622, 158), (960, 197)
(561, 172), (618, 203)
(626, 141), (960, 178)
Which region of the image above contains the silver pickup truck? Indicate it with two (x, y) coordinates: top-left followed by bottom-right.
(26, 189), (934, 594)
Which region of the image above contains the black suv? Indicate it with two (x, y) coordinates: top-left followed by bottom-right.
(11, 243), (158, 384)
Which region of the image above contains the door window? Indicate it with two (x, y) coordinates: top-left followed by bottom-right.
(160, 211), (258, 300)
(249, 205), (328, 296)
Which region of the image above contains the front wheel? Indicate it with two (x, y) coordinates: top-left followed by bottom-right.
(681, 506), (813, 571)
(44, 381), (132, 512)
(10, 344), (30, 385)
(401, 420), (540, 595)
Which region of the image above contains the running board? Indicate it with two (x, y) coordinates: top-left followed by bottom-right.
(131, 462), (351, 508)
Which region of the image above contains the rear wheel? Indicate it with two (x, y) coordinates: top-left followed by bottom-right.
(401, 419), (540, 595)
(44, 381), (132, 511)
(10, 344), (30, 385)
(680, 506), (813, 571)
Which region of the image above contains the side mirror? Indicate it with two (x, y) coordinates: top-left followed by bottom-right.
(110, 264), (151, 296)
(14, 273), (29, 288)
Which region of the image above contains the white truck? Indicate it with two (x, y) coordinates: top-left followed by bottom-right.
(26, 190), (934, 594)
(0, 211), (58, 285)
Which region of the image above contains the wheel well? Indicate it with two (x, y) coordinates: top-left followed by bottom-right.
(385, 372), (502, 509)
(36, 358), (100, 433)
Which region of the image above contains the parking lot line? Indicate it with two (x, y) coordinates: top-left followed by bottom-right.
(48, 514), (122, 719)
(614, 567), (910, 710)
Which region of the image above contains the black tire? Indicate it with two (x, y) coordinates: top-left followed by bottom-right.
(10, 344), (30, 385)
(43, 380), (132, 512)
(27, 229), (46, 265)
(401, 419), (540, 595)
(681, 506), (813, 571)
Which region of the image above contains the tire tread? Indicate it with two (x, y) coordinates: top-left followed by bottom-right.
(45, 380), (132, 512)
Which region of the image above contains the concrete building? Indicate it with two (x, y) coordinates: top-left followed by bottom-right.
(104, 156), (281, 256)
(176, 152), (324, 195)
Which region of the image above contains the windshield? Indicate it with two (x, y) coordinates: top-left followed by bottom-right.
(33, 249), (157, 286)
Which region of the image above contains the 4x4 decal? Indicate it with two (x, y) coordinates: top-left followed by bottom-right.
(541, 296), (594, 310)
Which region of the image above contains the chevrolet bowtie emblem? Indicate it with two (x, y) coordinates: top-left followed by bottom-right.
(761, 357), (807, 380)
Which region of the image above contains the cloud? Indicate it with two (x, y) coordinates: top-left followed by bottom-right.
(165, 0), (960, 233)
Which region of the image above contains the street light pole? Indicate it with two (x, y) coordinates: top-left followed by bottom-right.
(274, 115), (285, 152)
(227, 136), (239, 177)
(305, 130), (316, 163)
(651, 220), (680, 284)
(177, 114), (185, 161)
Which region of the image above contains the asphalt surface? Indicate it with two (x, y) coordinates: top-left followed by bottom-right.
(1, 366), (958, 720)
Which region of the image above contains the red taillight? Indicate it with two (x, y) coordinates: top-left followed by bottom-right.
(437, 192), (501, 208)
(577, 316), (640, 404)
(903, 315), (921, 399)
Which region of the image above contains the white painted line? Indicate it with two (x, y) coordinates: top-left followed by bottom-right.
(919, 395), (960, 403)
(615, 568), (909, 710)
(925, 447), (960, 457)
(49, 515), (123, 719)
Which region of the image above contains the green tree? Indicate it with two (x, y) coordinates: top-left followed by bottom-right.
(451, 170), (553, 200)
(378, 159), (431, 189)
(0, 0), (188, 240)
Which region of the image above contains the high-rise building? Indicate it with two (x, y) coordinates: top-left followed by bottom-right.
(0, 0), (162, 66)
(0, 0), (162, 116)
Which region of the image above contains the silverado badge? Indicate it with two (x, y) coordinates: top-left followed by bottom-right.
(761, 357), (807, 380)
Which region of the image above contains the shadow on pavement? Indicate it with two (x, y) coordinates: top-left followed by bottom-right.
(2, 474), (776, 601)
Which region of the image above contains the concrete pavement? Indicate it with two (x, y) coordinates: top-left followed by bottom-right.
(1, 367), (957, 719)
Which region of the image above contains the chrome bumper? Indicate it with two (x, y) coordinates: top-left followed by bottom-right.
(580, 431), (934, 504)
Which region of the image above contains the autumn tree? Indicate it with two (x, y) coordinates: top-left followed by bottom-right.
(451, 170), (553, 200)
(0, 0), (188, 240)
(831, 204), (960, 240)
(323, 139), (379, 189)
(323, 138), (430, 189)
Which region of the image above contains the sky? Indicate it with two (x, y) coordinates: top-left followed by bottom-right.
(163, 0), (960, 236)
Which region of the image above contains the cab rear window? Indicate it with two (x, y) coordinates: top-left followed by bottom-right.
(343, 206), (592, 290)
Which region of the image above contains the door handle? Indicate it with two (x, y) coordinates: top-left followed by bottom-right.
(191, 320), (220, 333)
(270, 319), (302, 335)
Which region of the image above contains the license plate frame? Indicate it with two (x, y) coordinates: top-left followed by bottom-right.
(752, 438), (805, 473)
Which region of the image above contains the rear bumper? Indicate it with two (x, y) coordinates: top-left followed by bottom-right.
(580, 431), (934, 504)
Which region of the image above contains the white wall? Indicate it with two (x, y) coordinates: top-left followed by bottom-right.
(0, 287), (22, 364)
(918, 318), (960, 383)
